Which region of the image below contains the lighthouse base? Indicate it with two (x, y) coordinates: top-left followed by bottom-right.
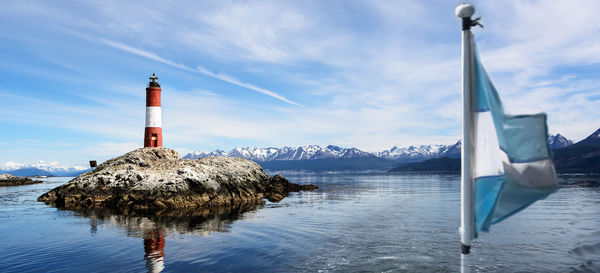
(144, 127), (163, 148)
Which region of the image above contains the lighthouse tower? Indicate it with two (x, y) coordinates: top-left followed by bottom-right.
(144, 73), (163, 148)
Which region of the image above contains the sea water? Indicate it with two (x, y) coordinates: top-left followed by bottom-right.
(0, 173), (598, 272)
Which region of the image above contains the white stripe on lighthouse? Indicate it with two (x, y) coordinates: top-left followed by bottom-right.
(145, 106), (162, 127)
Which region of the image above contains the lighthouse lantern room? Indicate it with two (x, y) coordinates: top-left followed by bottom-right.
(144, 73), (163, 148)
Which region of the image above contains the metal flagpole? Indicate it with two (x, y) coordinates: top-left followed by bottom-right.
(461, 249), (472, 273)
(456, 3), (479, 255)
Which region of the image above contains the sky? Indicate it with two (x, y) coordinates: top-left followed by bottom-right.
(1, 0), (599, 166)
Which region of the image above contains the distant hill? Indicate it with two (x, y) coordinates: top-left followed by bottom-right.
(0, 161), (90, 177)
(553, 128), (600, 173)
(389, 128), (599, 173)
(5, 168), (55, 177)
(388, 157), (460, 173)
(260, 157), (397, 172)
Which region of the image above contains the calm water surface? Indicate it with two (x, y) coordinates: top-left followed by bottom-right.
(1, 173), (599, 272)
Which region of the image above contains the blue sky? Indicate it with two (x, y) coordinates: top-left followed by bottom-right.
(1, 0), (599, 166)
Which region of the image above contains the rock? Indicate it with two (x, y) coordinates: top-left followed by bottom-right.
(0, 174), (43, 186)
(264, 174), (319, 202)
(38, 148), (317, 212)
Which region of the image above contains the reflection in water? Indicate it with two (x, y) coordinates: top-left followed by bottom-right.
(69, 203), (264, 272)
(90, 216), (99, 235)
(461, 253), (471, 273)
(144, 229), (165, 273)
(3, 174), (598, 272)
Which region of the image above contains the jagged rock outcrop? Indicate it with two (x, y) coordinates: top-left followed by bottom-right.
(0, 174), (42, 186)
(38, 148), (317, 212)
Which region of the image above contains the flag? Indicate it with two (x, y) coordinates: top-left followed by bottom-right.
(472, 44), (558, 236)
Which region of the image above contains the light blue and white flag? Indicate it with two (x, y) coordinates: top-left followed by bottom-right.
(472, 45), (558, 236)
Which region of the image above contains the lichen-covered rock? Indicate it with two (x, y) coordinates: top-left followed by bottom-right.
(38, 148), (317, 212)
(0, 174), (43, 186)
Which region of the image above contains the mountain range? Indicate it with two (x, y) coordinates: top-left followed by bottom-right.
(391, 128), (600, 173)
(3, 130), (590, 175)
(185, 145), (375, 162)
(184, 142), (462, 162)
(184, 145), (397, 171)
(184, 132), (581, 172)
(0, 161), (90, 177)
(552, 128), (600, 172)
(377, 141), (461, 162)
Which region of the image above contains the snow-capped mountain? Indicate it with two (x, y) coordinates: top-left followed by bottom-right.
(0, 161), (89, 177)
(184, 145), (377, 161)
(377, 141), (461, 162)
(547, 134), (574, 149)
(183, 131), (576, 166)
(1, 129), (589, 175)
(185, 149), (228, 159)
(184, 143), (459, 163)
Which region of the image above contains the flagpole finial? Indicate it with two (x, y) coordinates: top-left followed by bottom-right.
(455, 3), (475, 18)
(456, 3), (482, 30)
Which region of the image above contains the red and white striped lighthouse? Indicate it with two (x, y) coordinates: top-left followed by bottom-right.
(144, 73), (163, 148)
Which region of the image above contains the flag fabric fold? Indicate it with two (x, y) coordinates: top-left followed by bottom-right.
(472, 44), (558, 236)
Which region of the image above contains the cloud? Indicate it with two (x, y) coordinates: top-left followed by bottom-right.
(93, 0), (600, 144)
(101, 39), (192, 71)
(1, 0), (600, 165)
(195, 67), (299, 106)
(101, 39), (299, 106)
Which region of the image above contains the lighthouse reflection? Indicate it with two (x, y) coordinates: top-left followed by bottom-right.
(144, 229), (166, 273)
(73, 203), (263, 273)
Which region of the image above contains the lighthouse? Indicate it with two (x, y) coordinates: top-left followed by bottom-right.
(144, 73), (163, 148)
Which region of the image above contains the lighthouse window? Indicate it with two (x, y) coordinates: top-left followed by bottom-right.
(151, 135), (157, 141)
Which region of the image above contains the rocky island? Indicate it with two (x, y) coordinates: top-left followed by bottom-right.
(0, 174), (43, 186)
(38, 148), (317, 212)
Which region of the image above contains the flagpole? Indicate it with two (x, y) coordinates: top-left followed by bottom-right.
(456, 3), (476, 255)
(461, 249), (472, 273)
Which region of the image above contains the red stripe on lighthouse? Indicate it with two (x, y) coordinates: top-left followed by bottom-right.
(144, 73), (163, 148)
(146, 87), (161, 107)
(144, 127), (163, 148)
